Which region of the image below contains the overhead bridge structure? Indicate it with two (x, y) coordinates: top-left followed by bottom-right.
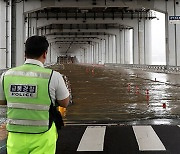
(0, 0), (180, 68)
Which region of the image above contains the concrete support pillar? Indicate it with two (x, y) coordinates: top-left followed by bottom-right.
(11, 1), (16, 67)
(109, 35), (113, 63)
(83, 49), (85, 64)
(47, 43), (53, 63)
(145, 19), (152, 65)
(119, 30), (122, 64)
(80, 49), (83, 63)
(124, 29), (131, 64)
(30, 18), (37, 36)
(52, 49), (57, 63)
(89, 44), (93, 63)
(25, 15), (28, 41)
(133, 23), (139, 64)
(107, 35), (110, 63)
(86, 47), (88, 63)
(27, 14), (31, 37)
(15, 2), (25, 66)
(7, 1), (12, 68)
(94, 43), (96, 64)
(116, 31), (121, 64)
(78, 50), (81, 63)
(165, 0), (176, 66)
(91, 44), (94, 64)
(46, 43), (51, 63)
(87, 46), (90, 63)
(83, 49), (85, 63)
(86, 47), (89, 63)
(90, 45), (93, 64)
(46, 43), (58, 64)
(120, 30), (125, 64)
(0, 1), (11, 69)
(138, 19), (145, 64)
(93, 44), (95, 64)
(112, 35), (116, 63)
(105, 36), (109, 63)
(102, 39), (106, 64)
(95, 43), (97, 64)
(90, 46), (92, 64)
(165, 1), (174, 66)
(165, 0), (180, 66)
(84, 49), (87, 63)
(98, 40), (102, 64)
(76, 51), (80, 63)
(0, 1), (7, 69)
(96, 43), (99, 64)
(114, 35), (117, 63)
(175, 9), (180, 66)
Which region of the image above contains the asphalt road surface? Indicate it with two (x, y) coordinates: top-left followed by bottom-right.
(57, 124), (180, 154)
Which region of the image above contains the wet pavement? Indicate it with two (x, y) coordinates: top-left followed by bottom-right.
(1, 64), (180, 127)
(1, 64), (180, 125)
(50, 64), (180, 124)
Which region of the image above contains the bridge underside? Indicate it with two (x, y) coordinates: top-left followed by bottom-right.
(0, 0), (180, 68)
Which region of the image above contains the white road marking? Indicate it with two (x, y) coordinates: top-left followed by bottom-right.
(133, 126), (166, 151)
(77, 126), (106, 151)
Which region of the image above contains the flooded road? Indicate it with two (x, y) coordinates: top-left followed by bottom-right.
(50, 64), (180, 124)
(1, 64), (180, 126)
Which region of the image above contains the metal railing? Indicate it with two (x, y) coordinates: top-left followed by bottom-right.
(104, 63), (180, 74)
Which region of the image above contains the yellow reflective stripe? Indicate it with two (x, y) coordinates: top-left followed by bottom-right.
(5, 70), (50, 79)
(7, 119), (49, 126)
(7, 102), (50, 111)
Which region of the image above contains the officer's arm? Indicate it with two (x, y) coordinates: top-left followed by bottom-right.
(0, 100), (6, 105)
(57, 96), (69, 108)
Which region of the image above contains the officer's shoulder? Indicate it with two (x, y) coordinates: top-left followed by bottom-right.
(51, 70), (63, 77)
(3, 66), (18, 74)
(43, 67), (54, 73)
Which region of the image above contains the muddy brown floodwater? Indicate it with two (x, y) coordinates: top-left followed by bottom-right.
(50, 64), (180, 125)
(1, 64), (180, 126)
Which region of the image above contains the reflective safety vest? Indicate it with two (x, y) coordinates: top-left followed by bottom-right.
(3, 64), (53, 134)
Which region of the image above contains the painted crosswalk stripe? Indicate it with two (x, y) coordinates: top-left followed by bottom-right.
(133, 126), (166, 151)
(77, 126), (106, 151)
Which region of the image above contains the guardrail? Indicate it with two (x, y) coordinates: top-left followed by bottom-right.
(104, 63), (180, 74)
(44, 62), (57, 68)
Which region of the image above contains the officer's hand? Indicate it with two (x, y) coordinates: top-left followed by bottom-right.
(56, 96), (69, 108)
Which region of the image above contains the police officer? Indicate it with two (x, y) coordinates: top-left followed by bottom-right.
(0, 35), (70, 154)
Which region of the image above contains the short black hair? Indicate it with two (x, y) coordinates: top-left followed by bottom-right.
(25, 35), (49, 58)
